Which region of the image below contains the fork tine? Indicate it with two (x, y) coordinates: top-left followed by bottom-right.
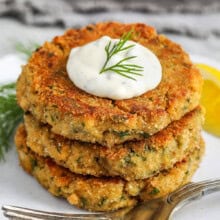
(168, 179), (220, 203)
(2, 205), (111, 220)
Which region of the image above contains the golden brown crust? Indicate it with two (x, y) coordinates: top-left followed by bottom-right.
(16, 22), (203, 146)
(24, 107), (203, 180)
(15, 123), (204, 211)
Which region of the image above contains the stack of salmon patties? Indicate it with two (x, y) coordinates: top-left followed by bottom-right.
(15, 22), (204, 211)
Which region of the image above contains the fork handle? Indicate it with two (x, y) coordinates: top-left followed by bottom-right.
(2, 205), (110, 220)
(168, 179), (220, 219)
(169, 179), (220, 203)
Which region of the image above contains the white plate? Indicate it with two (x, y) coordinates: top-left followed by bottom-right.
(0, 54), (219, 219)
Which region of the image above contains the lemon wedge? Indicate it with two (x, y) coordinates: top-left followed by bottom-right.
(196, 63), (220, 137)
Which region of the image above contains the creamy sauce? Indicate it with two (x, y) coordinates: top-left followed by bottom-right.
(67, 36), (162, 100)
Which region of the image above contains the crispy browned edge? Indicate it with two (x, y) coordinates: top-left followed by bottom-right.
(16, 22), (203, 146)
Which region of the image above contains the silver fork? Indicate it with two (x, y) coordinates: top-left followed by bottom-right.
(2, 179), (220, 220)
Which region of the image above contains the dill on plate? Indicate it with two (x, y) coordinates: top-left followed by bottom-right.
(0, 83), (23, 160)
(0, 42), (39, 160)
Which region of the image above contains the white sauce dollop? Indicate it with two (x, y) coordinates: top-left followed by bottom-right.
(67, 36), (162, 100)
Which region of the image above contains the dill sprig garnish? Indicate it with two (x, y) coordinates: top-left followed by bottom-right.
(0, 42), (39, 161)
(99, 30), (144, 80)
(0, 83), (23, 160)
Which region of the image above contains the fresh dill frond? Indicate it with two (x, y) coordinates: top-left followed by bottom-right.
(100, 30), (144, 80)
(0, 83), (23, 160)
(0, 41), (39, 161)
(15, 42), (40, 59)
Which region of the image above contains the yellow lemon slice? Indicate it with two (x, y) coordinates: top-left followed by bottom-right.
(196, 63), (220, 137)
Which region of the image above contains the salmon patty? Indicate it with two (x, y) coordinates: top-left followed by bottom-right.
(23, 107), (203, 180)
(15, 124), (204, 211)
(16, 22), (203, 146)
